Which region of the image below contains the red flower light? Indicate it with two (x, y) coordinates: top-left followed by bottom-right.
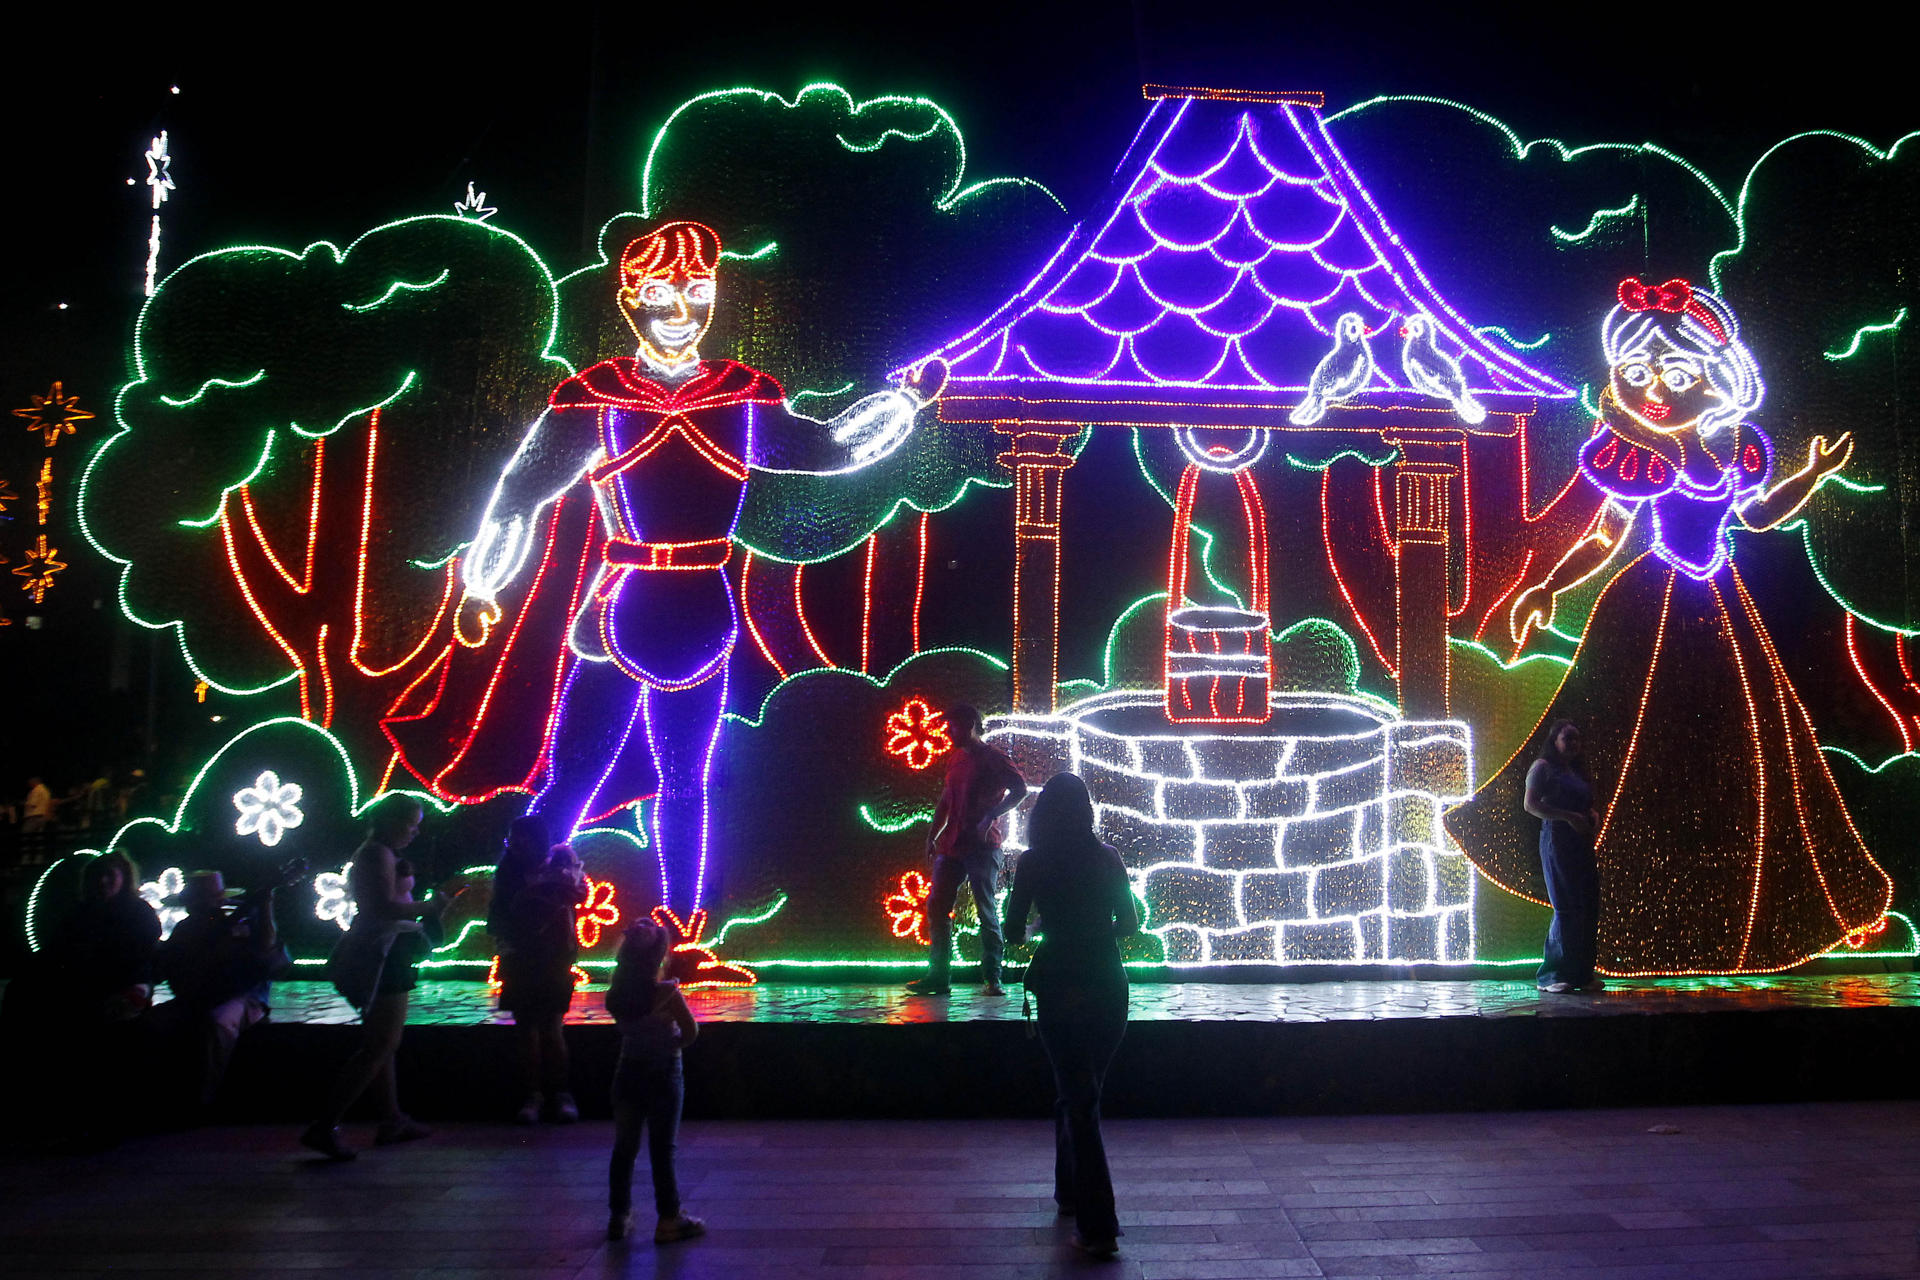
(574, 875), (620, 948)
(883, 870), (933, 945)
(884, 698), (952, 771)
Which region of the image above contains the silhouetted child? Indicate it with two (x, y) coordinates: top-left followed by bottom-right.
(603, 921), (703, 1244)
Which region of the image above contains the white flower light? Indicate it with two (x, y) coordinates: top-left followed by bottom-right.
(233, 770), (304, 847)
(314, 863), (355, 931)
(140, 867), (188, 940)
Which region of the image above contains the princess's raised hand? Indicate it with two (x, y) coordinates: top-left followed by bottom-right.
(1510, 584), (1553, 646)
(1810, 432), (1854, 480)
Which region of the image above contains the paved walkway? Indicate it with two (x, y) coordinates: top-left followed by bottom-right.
(267, 972), (1920, 1027)
(4, 1103), (1916, 1278)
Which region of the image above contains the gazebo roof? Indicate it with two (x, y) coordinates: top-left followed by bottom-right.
(923, 88), (1572, 432)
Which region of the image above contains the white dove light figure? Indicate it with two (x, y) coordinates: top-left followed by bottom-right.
(1289, 312), (1376, 426)
(1399, 314), (1487, 425)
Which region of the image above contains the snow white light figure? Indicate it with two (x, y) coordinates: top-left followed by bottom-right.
(1446, 277), (1891, 975)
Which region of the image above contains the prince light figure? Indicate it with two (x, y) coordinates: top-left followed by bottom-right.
(462, 222), (946, 916)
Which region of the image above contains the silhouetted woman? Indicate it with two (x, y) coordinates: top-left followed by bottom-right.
(1524, 720), (1603, 993)
(302, 793), (442, 1159)
(1004, 772), (1140, 1259)
(490, 815), (583, 1123)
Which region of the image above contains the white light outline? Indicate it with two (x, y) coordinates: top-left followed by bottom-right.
(989, 689), (1476, 966)
(232, 769), (304, 847)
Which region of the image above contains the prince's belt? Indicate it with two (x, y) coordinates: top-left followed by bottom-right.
(604, 537), (732, 570)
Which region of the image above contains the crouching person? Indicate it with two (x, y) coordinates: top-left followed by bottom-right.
(157, 870), (289, 1107)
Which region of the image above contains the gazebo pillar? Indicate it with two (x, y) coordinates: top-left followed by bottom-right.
(996, 424), (1079, 712)
(1388, 435), (1458, 718)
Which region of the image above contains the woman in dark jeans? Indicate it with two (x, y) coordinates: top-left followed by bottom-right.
(1005, 772), (1140, 1258)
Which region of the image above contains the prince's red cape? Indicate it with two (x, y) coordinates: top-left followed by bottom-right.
(383, 358), (783, 808)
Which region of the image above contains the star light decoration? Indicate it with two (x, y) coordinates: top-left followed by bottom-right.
(140, 867), (189, 940)
(315, 863), (356, 931)
(12, 382), (94, 448)
(232, 769), (304, 847)
(453, 181), (496, 221)
(13, 536), (66, 603)
(883, 698), (953, 771)
(0, 476), (18, 517)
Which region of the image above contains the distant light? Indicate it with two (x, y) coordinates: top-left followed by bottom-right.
(126, 177), (136, 186)
(210, 715), (224, 722)
(57, 303), (69, 310)
(170, 85), (180, 94)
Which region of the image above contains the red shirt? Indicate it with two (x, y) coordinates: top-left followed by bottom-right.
(932, 743), (1026, 860)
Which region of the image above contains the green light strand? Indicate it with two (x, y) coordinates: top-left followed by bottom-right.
(1325, 94), (1733, 223)
(1473, 326), (1551, 351)
(719, 242), (778, 261)
(709, 893), (790, 947)
(1823, 307), (1907, 362)
(1820, 746), (1920, 775)
(1549, 194), (1640, 244)
(432, 917), (487, 954)
(859, 803), (933, 833)
(158, 369), (266, 408)
(1284, 447), (1398, 471)
(176, 432), (276, 529)
(640, 82), (1062, 219)
(1450, 635), (1572, 673)
(787, 381), (856, 408)
(408, 542), (468, 570)
(1709, 129), (1919, 290)
(340, 268), (452, 312)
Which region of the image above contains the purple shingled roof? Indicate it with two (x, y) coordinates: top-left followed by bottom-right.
(921, 95), (1572, 413)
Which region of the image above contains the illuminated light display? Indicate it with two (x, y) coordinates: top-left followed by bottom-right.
(139, 867), (188, 941)
(49, 78), (1920, 979)
(882, 697), (952, 770)
(405, 216), (941, 920)
(913, 86), (1574, 717)
(232, 769), (305, 847)
(883, 869), (933, 944)
(314, 863), (354, 931)
(574, 875), (620, 947)
(651, 905), (756, 988)
(0, 476), (16, 516)
(1447, 279), (1894, 975)
(1164, 444), (1273, 725)
(1550, 194), (1640, 245)
(26, 717), (451, 954)
(36, 459), (52, 526)
(14, 535), (65, 604)
(454, 182), (496, 222)
(640, 83), (1065, 220)
(991, 691), (1476, 963)
(144, 131), (173, 298)
(1823, 307), (1906, 362)
(13, 382), (94, 448)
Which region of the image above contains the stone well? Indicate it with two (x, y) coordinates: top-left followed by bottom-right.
(989, 689), (1475, 964)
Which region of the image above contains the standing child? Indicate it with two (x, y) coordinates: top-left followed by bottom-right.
(604, 921), (704, 1244)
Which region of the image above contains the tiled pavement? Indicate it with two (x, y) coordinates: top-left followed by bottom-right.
(4, 1103), (1917, 1278)
(268, 971), (1920, 1028)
